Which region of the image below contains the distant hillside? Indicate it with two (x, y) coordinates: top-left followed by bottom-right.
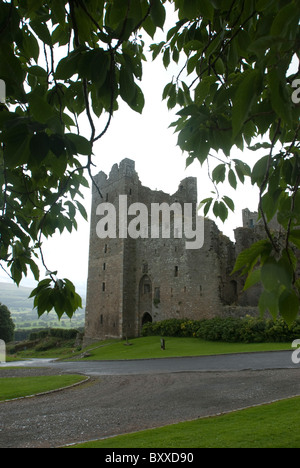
(0, 282), (34, 310)
(0, 281), (85, 331)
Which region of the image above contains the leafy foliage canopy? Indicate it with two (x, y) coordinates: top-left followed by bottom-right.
(0, 0), (299, 322)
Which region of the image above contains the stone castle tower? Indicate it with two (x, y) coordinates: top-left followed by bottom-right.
(84, 159), (259, 343)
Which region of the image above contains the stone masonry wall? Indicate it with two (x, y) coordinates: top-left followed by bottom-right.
(84, 159), (264, 343)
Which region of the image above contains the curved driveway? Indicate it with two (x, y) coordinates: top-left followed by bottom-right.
(2, 350), (299, 375)
(1, 351), (300, 448)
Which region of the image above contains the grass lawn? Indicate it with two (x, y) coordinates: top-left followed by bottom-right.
(72, 396), (300, 448)
(80, 336), (291, 361)
(0, 375), (87, 401)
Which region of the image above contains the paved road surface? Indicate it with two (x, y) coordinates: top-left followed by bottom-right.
(1, 351), (300, 448)
(1, 350), (298, 375)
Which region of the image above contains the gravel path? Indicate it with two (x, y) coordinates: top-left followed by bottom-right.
(1, 367), (300, 448)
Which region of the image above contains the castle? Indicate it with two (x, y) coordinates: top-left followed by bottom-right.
(84, 159), (266, 343)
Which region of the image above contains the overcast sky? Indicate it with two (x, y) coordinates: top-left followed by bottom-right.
(22, 52), (261, 295)
(0, 7), (264, 293)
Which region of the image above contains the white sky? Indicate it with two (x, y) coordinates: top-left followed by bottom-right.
(0, 7), (268, 294)
(30, 53), (261, 295)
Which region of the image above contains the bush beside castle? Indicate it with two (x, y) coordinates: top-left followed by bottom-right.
(142, 317), (300, 344)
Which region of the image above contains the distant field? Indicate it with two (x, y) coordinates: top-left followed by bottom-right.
(0, 281), (85, 330)
(11, 308), (85, 330)
(0, 281), (34, 309)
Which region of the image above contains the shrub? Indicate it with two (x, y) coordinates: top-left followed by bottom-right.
(29, 328), (79, 341)
(35, 337), (59, 352)
(142, 317), (300, 343)
(0, 303), (15, 342)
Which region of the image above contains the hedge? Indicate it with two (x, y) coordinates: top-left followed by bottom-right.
(29, 328), (79, 341)
(141, 317), (300, 343)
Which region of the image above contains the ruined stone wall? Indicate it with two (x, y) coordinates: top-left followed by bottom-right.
(84, 159), (269, 343)
(84, 159), (138, 341)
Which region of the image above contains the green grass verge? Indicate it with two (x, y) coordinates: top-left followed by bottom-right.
(71, 396), (300, 448)
(80, 336), (291, 361)
(0, 375), (86, 401)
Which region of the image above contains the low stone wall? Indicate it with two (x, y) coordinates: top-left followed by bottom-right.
(221, 306), (260, 319)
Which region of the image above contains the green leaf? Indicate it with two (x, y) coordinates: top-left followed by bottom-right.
(201, 197), (213, 216)
(128, 83), (145, 114)
(195, 77), (216, 106)
(150, 0), (166, 30)
(119, 66), (136, 104)
(251, 155), (269, 186)
(22, 28), (40, 63)
(234, 159), (251, 183)
(183, 0), (214, 21)
(261, 191), (281, 222)
(55, 48), (85, 80)
(76, 200), (88, 221)
(232, 239), (272, 275)
(222, 196), (234, 212)
(30, 20), (52, 46)
(28, 65), (48, 79)
(29, 132), (50, 162)
(143, 15), (156, 38)
(232, 69), (261, 138)
(3, 124), (31, 167)
(259, 290), (279, 320)
(268, 68), (292, 125)
(52, 0), (67, 25)
(279, 289), (299, 325)
(28, 259), (40, 282)
(212, 164), (226, 184)
(228, 169), (237, 189)
(65, 133), (92, 156)
(65, 201), (76, 220)
(244, 268), (261, 291)
(28, 94), (55, 123)
(270, 2), (298, 37)
(261, 258), (293, 293)
(10, 261), (22, 286)
(213, 201), (228, 223)
(163, 48), (170, 69)
(289, 230), (300, 249)
(49, 134), (66, 157)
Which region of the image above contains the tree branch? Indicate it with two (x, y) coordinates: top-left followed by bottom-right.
(258, 119), (282, 253)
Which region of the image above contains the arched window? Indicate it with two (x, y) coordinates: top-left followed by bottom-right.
(139, 275), (152, 295)
(142, 312), (153, 326)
